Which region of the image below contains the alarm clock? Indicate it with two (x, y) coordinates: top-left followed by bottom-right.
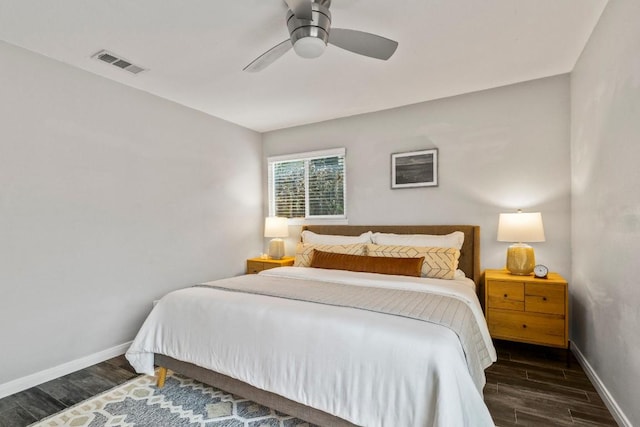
(533, 264), (549, 279)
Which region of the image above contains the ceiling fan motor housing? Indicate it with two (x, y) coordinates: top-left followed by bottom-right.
(286, 0), (332, 49)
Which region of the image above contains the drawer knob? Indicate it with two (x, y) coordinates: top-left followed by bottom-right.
(542, 297), (547, 301)
(522, 324), (527, 329)
(503, 294), (508, 298)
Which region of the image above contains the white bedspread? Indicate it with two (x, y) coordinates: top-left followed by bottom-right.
(126, 267), (497, 427)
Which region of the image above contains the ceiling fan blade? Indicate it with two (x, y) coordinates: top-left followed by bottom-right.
(284, 0), (313, 20)
(243, 39), (293, 72)
(329, 28), (398, 60)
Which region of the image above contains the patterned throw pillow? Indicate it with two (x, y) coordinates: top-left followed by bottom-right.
(294, 243), (367, 267)
(366, 244), (460, 280)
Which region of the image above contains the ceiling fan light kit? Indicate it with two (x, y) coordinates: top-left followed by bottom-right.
(243, 0), (398, 72)
(288, 0), (330, 59)
(293, 37), (327, 58)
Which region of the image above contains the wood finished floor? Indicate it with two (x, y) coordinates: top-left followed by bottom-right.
(485, 340), (617, 426)
(0, 340), (618, 426)
(0, 357), (137, 427)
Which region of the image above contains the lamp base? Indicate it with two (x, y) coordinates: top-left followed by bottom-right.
(505, 243), (535, 275)
(268, 238), (285, 260)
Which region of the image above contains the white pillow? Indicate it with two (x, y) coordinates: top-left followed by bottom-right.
(454, 269), (466, 279)
(301, 230), (373, 245)
(371, 231), (464, 250)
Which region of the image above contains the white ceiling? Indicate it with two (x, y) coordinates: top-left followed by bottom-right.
(0, 0), (607, 132)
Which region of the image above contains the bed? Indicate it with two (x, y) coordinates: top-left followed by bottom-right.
(126, 225), (496, 426)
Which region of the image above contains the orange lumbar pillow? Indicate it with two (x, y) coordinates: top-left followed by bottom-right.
(310, 249), (424, 277)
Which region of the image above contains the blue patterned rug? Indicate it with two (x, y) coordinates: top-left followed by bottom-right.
(31, 371), (315, 426)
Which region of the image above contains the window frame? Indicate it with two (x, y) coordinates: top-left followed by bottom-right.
(267, 148), (347, 225)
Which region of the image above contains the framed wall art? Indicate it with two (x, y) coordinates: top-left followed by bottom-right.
(391, 148), (438, 188)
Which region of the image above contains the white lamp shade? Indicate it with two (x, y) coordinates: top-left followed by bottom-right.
(264, 217), (289, 238)
(497, 212), (545, 243)
(293, 37), (326, 58)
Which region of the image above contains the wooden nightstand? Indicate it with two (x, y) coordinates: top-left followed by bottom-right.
(484, 269), (568, 349)
(246, 257), (295, 274)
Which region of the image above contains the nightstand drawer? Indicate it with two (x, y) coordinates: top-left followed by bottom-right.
(487, 310), (565, 347)
(246, 257), (295, 274)
(247, 260), (266, 274)
(487, 281), (525, 311)
(525, 283), (565, 315)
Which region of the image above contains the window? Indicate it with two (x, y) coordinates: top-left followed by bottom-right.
(268, 148), (346, 221)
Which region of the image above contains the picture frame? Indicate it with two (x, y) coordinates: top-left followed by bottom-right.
(391, 148), (438, 188)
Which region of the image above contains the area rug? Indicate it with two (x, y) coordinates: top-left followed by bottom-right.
(31, 371), (314, 427)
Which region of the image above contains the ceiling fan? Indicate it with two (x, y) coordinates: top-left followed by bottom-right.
(243, 0), (398, 72)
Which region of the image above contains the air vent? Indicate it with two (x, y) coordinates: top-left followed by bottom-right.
(91, 50), (147, 75)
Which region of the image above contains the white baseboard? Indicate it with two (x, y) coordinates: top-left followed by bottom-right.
(0, 341), (133, 400)
(571, 342), (631, 427)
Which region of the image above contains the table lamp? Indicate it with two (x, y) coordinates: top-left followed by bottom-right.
(497, 210), (545, 275)
(264, 216), (289, 260)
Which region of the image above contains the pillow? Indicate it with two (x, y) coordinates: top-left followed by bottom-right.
(371, 231), (464, 250)
(301, 230), (373, 245)
(310, 250), (424, 277)
(294, 243), (366, 267)
(366, 244), (460, 280)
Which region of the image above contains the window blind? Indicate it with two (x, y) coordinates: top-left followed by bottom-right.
(268, 148), (346, 220)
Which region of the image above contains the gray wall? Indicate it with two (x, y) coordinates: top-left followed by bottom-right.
(0, 41), (262, 385)
(571, 0), (640, 425)
(263, 75), (572, 279)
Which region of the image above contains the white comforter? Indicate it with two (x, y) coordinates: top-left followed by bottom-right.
(126, 267), (497, 427)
